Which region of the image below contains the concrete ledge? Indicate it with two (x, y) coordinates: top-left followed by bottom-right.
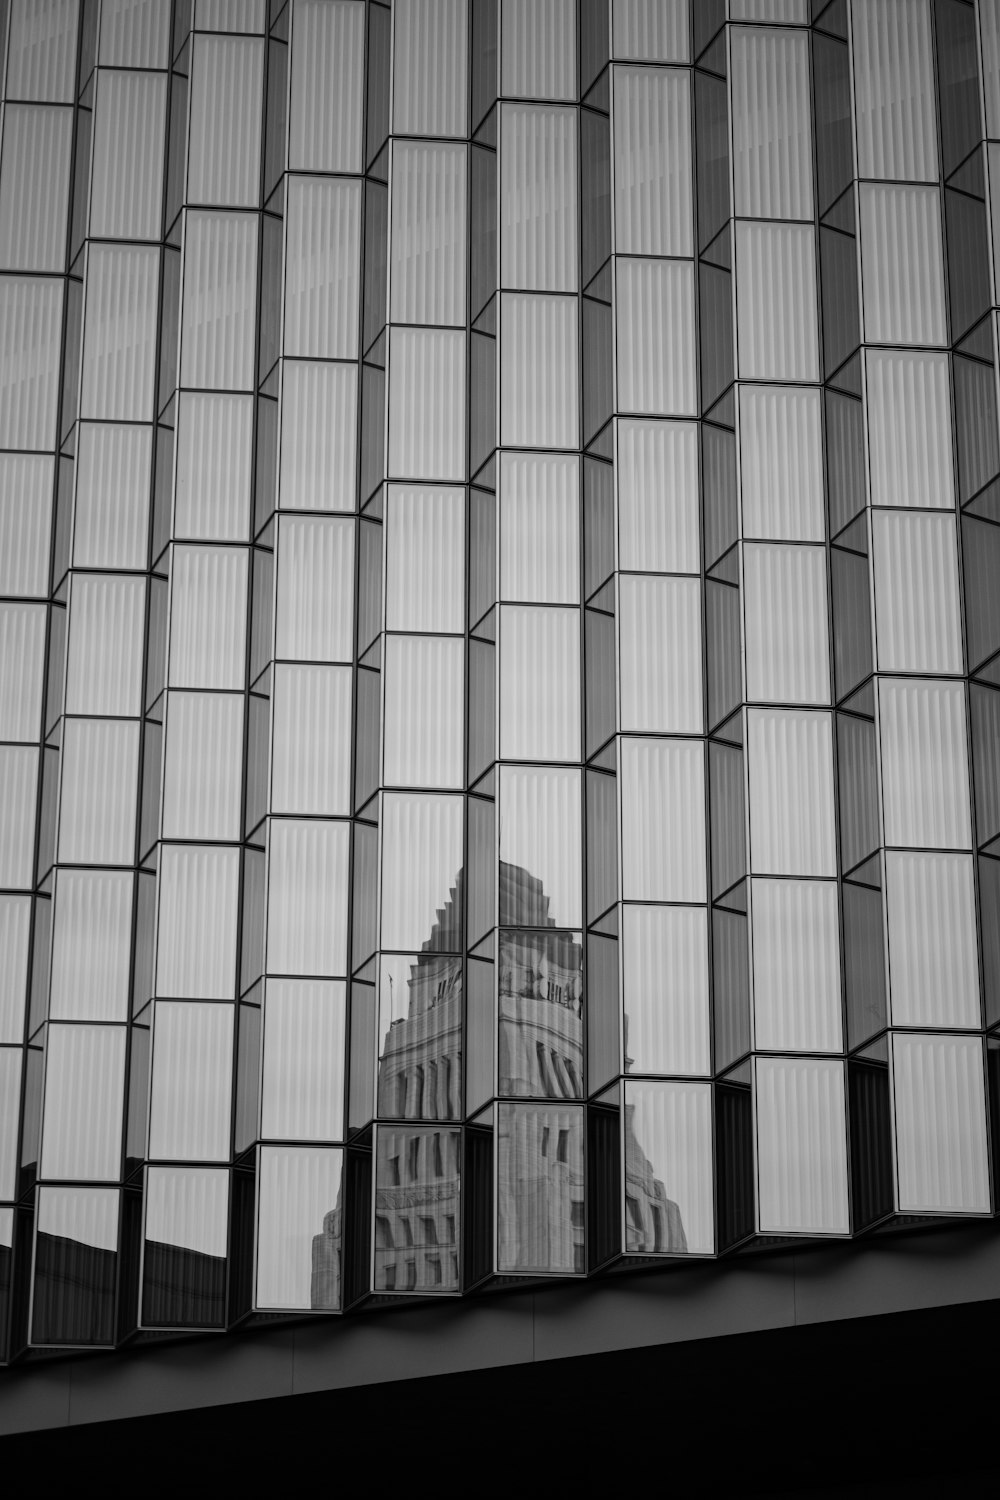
(3, 1220), (1000, 1436)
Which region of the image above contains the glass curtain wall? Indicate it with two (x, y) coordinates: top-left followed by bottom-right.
(1, 0), (1000, 1354)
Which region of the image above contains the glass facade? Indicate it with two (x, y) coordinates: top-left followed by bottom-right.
(0, 0), (999, 1354)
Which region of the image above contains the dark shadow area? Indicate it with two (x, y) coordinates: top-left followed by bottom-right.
(3, 1297), (1000, 1494)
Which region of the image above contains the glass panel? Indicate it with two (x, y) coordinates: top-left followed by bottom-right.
(100, 0), (172, 67)
(0, 897), (31, 1042)
(262, 979), (346, 1140)
(0, 1050), (20, 1197)
(499, 766), (582, 929)
(500, 105), (577, 292)
(143, 1166), (228, 1327)
(616, 259), (697, 416)
(384, 635), (465, 788)
(872, 511), (963, 675)
(40, 1025), (126, 1180)
(499, 606), (580, 762)
(381, 793), (464, 950)
(878, 678), (972, 849)
(866, 351), (954, 511)
(622, 905), (709, 1076)
(58, 719), (139, 865)
(156, 845), (240, 999)
(257, 1146), (343, 1309)
(0, 746), (38, 886)
(50, 871), (132, 1022)
(75, 424), (152, 568)
(892, 1034), (989, 1213)
(612, 0), (689, 62)
(91, 71), (167, 240)
(501, 0), (576, 102)
(66, 575), (146, 716)
(181, 212), (258, 391)
(279, 361), (357, 514)
(618, 420), (699, 573)
(175, 393), (253, 540)
(619, 575), (703, 733)
(389, 328), (466, 480)
(272, 664), (352, 816)
(168, 546), (248, 690)
(82, 246), (159, 422)
(149, 1001), (234, 1160)
(188, 34), (264, 208)
(275, 516), (354, 662)
(393, 0), (468, 136)
(377, 951), (464, 1119)
(735, 222), (818, 381)
(496, 929), (582, 1099)
(751, 879), (842, 1052)
(0, 601), (46, 739)
(162, 691), (244, 840)
(386, 486), (465, 630)
(0, 277), (63, 449)
(497, 1102), (584, 1274)
(620, 738), (706, 901)
(500, 293), (579, 448)
(498, 454), (579, 603)
(0, 454), (53, 596)
(284, 178), (361, 359)
(747, 709), (837, 877)
(613, 67), (691, 256)
(392, 141), (467, 324)
(624, 1081), (713, 1254)
(886, 853), (979, 1028)
(859, 184), (946, 347)
(374, 1126), (461, 1291)
(851, 0), (937, 181)
(743, 545), (830, 705)
(755, 1057), (849, 1234)
(730, 27), (812, 220)
(739, 387), (824, 542)
(266, 820), (350, 976)
(33, 1185), (119, 1345)
(289, 0), (365, 173)
(0, 103), (74, 271)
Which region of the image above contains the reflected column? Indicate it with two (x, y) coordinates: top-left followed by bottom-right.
(350, 0), (468, 1302)
(133, 5), (266, 1333)
(467, 0), (587, 1284)
(0, 0), (81, 1356)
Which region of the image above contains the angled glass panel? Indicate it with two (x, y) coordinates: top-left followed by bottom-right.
(82, 245), (159, 422)
(143, 1167), (228, 1328)
(0, 103), (73, 271)
(271, 664), (352, 816)
(180, 212), (258, 391)
(175, 394), (253, 540)
(91, 70), (167, 240)
(374, 1126), (461, 1291)
(156, 845), (240, 999)
(747, 709), (837, 877)
(66, 575), (146, 716)
(257, 1146), (344, 1310)
(6, 0), (78, 102)
(40, 1025), (127, 1181)
(612, 0), (689, 62)
(501, 0), (576, 102)
(497, 1102), (584, 1275)
(886, 853), (979, 1028)
(0, 897), (31, 1043)
(0, 746), (38, 886)
(619, 575), (703, 733)
(384, 635), (465, 788)
(872, 511), (963, 675)
(393, 0), (468, 136)
(162, 691), (244, 841)
(266, 820), (349, 977)
(289, 0), (365, 172)
(75, 423), (152, 568)
(616, 259), (697, 416)
(188, 34), (264, 208)
(865, 351), (954, 511)
(0, 601), (46, 740)
(751, 879), (842, 1053)
(859, 184), (945, 347)
(0, 454), (53, 596)
(618, 419), (698, 574)
(381, 793), (464, 951)
(621, 738), (706, 902)
(284, 178), (361, 359)
(613, 67), (692, 256)
(622, 905), (710, 1076)
(33, 1186), (119, 1346)
(389, 328), (466, 480)
(755, 1057), (849, 1235)
(739, 387), (824, 542)
(499, 606), (581, 762)
(280, 360), (357, 514)
(168, 546), (248, 691)
(385, 485), (465, 631)
(735, 222), (818, 381)
(499, 766), (582, 929)
(500, 105), (577, 291)
(377, 951), (463, 1119)
(500, 293), (579, 448)
(275, 516), (354, 663)
(892, 1033), (989, 1213)
(730, 26), (812, 221)
(851, 0), (937, 181)
(624, 1081), (713, 1254)
(392, 141), (468, 324)
(58, 719), (139, 865)
(261, 979), (346, 1140)
(878, 678), (972, 850)
(744, 544), (830, 705)
(50, 870), (132, 1022)
(0, 277), (63, 449)
(149, 1001), (234, 1161)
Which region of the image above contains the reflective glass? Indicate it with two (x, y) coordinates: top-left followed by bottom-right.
(180, 212), (258, 391)
(0, 746), (38, 886)
(622, 905), (710, 1076)
(175, 394), (253, 540)
(625, 1082), (713, 1254)
(374, 1126), (461, 1292)
(50, 871), (132, 1022)
(730, 26), (812, 221)
(747, 709), (837, 877)
(386, 486), (465, 631)
(149, 1002), (234, 1161)
(143, 1166), (228, 1327)
(393, 0), (468, 136)
(275, 516), (354, 663)
(885, 853), (980, 1028)
(621, 738), (706, 902)
(497, 1102), (584, 1275)
(389, 328), (466, 480)
(266, 820), (349, 977)
(384, 635), (465, 788)
(878, 679), (972, 850)
(271, 664), (352, 816)
(188, 34), (264, 208)
(500, 294), (579, 448)
(162, 691), (244, 841)
(91, 71), (167, 240)
(284, 178), (361, 359)
(619, 575), (703, 733)
(0, 601), (45, 740)
(499, 767), (582, 929)
(872, 512), (963, 676)
(377, 951), (463, 1119)
(498, 930), (583, 1100)
(739, 387), (824, 542)
(262, 980), (346, 1140)
(58, 718), (140, 866)
(156, 845), (240, 999)
(892, 1033), (989, 1213)
(735, 222), (818, 382)
(501, 105), (577, 291)
(755, 1058), (850, 1235)
(616, 259), (697, 416)
(865, 351), (954, 511)
(499, 606), (580, 762)
(33, 1185), (119, 1345)
(381, 793), (464, 950)
(75, 424), (152, 568)
(501, 0), (576, 102)
(618, 420), (699, 573)
(392, 141), (468, 323)
(0, 897), (31, 1043)
(614, 68), (692, 257)
(40, 1024), (127, 1181)
(752, 880), (842, 1052)
(743, 545), (830, 706)
(257, 1146), (343, 1309)
(168, 546), (248, 691)
(289, 0), (365, 172)
(859, 184), (946, 347)
(66, 575), (146, 716)
(0, 103), (73, 271)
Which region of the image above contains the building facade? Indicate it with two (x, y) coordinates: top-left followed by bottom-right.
(1, 0), (1000, 1368)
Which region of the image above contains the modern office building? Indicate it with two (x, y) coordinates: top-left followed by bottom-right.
(2, 0), (1000, 1473)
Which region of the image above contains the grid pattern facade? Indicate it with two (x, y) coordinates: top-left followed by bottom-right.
(1, 0), (1000, 1353)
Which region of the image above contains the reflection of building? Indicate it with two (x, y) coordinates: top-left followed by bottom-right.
(312, 862), (686, 1297)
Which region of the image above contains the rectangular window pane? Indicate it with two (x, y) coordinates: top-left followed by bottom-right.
(0, 103), (73, 270)
(612, 0), (689, 62)
(0, 602), (46, 740)
(91, 71), (167, 240)
(892, 1033), (989, 1213)
(852, 0), (937, 181)
(386, 486), (465, 630)
(66, 575), (146, 716)
(0, 455), (53, 595)
(500, 606), (580, 761)
(622, 906), (710, 1076)
(149, 1001), (233, 1160)
(389, 328), (466, 479)
(40, 1025), (126, 1181)
(392, 141), (468, 323)
(262, 980), (346, 1140)
(181, 212), (258, 391)
(58, 719), (139, 865)
(751, 879), (842, 1052)
(499, 454), (579, 604)
(624, 1082), (713, 1254)
(730, 27), (812, 220)
(501, 105), (578, 290)
(284, 178), (361, 359)
(50, 870), (132, 1022)
(168, 546), (248, 690)
(878, 678), (972, 849)
(82, 245), (159, 422)
(614, 67), (691, 256)
(747, 709), (837, 876)
(619, 575), (703, 733)
(499, 767), (582, 929)
(156, 845), (240, 999)
(744, 544), (830, 705)
(886, 853), (979, 1028)
(859, 184), (946, 346)
(381, 793), (465, 949)
(385, 635), (464, 787)
(616, 259), (697, 416)
(188, 34), (264, 208)
(289, 0), (364, 172)
(621, 738), (706, 901)
(393, 0), (468, 136)
(617, 420), (698, 573)
(257, 1146), (343, 1309)
(500, 294), (579, 448)
(267, 820), (349, 976)
(872, 511), (963, 675)
(275, 516), (354, 661)
(280, 361), (357, 514)
(501, 0), (575, 101)
(755, 1057), (849, 1234)
(0, 277), (64, 449)
(866, 351), (954, 511)
(75, 424), (152, 568)
(739, 387), (824, 542)
(162, 691), (244, 840)
(175, 393), (253, 540)
(736, 222), (818, 381)
(272, 664), (352, 816)
(497, 1102), (583, 1274)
